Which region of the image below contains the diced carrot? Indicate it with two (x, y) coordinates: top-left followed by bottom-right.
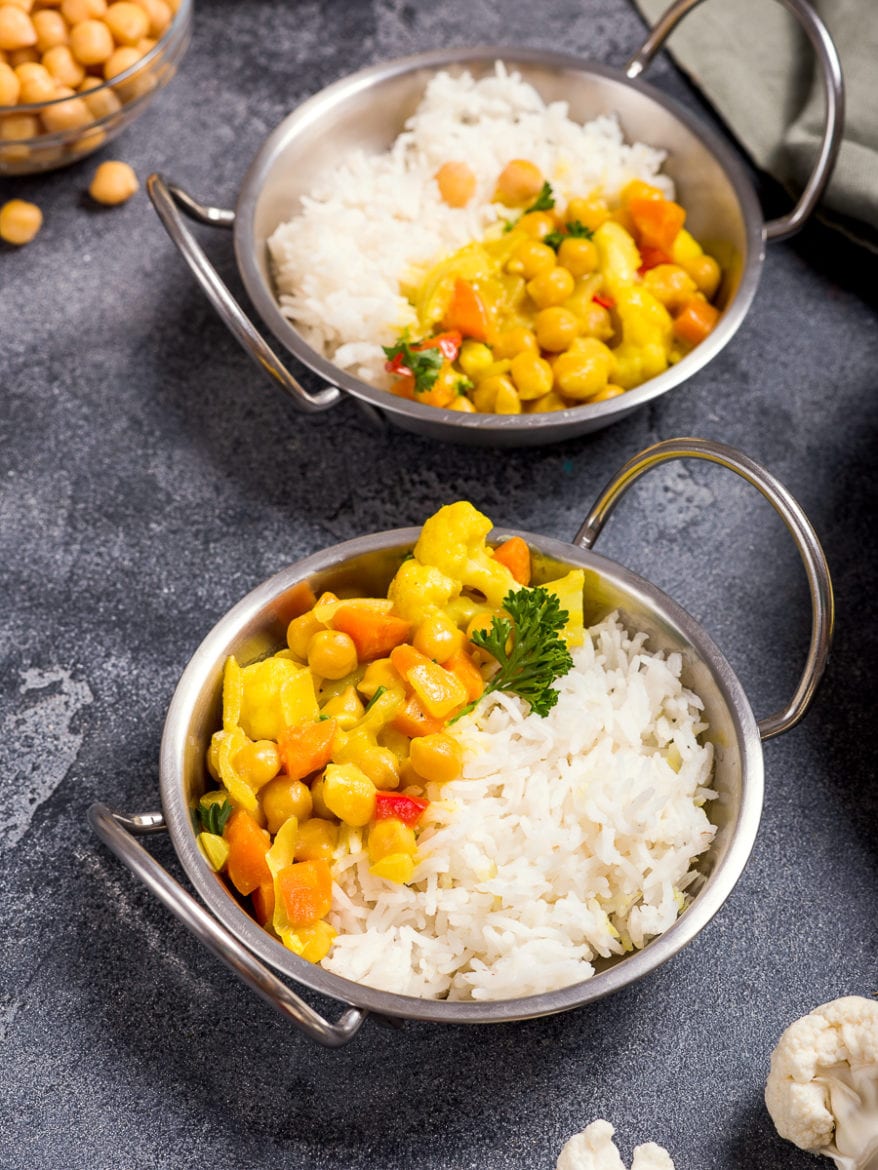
(275, 581), (319, 628)
(332, 606), (412, 661)
(492, 536), (531, 585)
(390, 644), (468, 718)
(417, 369), (458, 409)
(277, 860), (333, 928)
(389, 373), (415, 400)
(392, 692), (444, 738)
(673, 297), (720, 347)
(277, 717), (337, 782)
(443, 278), (490, 342)
(443, 649), (485, 704)
(637, 245), (672, 274)
(224, 808), (272, 896)
(628, 196), (686, 254)
(251, 879), (275, 927)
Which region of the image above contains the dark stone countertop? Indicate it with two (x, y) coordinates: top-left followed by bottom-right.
(1, 1), (876, 1167)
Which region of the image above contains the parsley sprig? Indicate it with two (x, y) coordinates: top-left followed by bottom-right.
(196, 795), (232, 836)
(544, 219), (594, 251)
(524, 181), (556, 213)
(382, 340), (443, 395)
(452, 586), (573, 721)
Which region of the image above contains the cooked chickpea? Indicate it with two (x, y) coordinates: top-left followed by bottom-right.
(40, 88), (89, 130)
(564, 196), (609, 231)
(0, 59), (20, 101)
(577, 299), (614, 341)
(286, 610), (323, 660)
(506, 237), (555, 280)
(510, 350), (553, 401)
(684, 252), (721, 298)
(78, 72), (121, 116)
(553, 338), (613, 400)
(492, 326), (538, 360)
(527, 264), (575, 309)
(643, 263), (697, 313)
(103, 43), (139, 78)
(15, 59), (54, 101)
(261, 775), (313, 834)
(308, 776), (334, 821)
(60, 0), (105, 21)
(410, 733), (463, 784)
(233, 739), (280, 789)
(458, 339), (493, 381)
(557, 236), (598, 278)
(307, 629), (358, 680)
(32, 8), (67, 51)
(448, 395), (476, 413)
(294, 817), (338, 863)
(0, 109), (38, 138)
(131, 0), (170, 36)
(435, 159), (476, 208)
(495, 158), (543, 206)
(42, 43), (84, 85)
(534, 305), (581, 352)
(472, 374), (516, 414)
(413, 612), (464, 662)
(524, 390), (569, 414)
(589, 383), (626, 403)
(69, 17), (113, 64)
(0, 196), (41, 243)
(0, 5), (36, 51)
(104, 0), (148, 44)
(516, 210), (555, 240)
(353, 743), (400, 790)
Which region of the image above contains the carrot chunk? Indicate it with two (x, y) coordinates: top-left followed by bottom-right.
(443, 278), (490, 342)
(251, 879), (275, 927)
(673, 298), (720, 347)
(492, 536), (531, 585)
(392, 692), (444, 738)
(629, 196), (686, 254)
(224, 808), (272, 896)
(332, 606), (412, 661)
(277, 717), (337, 782)
(443, 649), (485, 703)
(277, 860), (333, 928)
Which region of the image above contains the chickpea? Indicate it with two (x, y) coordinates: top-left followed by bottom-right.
(78, 73), (121, 117)
(353, 743), (400, 790)
(42, 43), (84, 85)
(103, 43), (139, 79)
(260, 774), (313, 834)
(684, 252), (721, 299)
(643, 263), (697, 313)
(435, 159), (476, 208)
(457, 339), (493, 381)
(492, 326), (538, 360)
(553, 338), (613, 400)
(448, 395), (476, 413)
(494, 158), (543, 206)
(60, 0), (105, 21)
(307, 629), (358, 680)
(0, 59), (20, 102)
(413, 612), (464, 663)
(589, 383), (626, 403)
(40, 88), (89, 131)
(472, 374), (515, 414)
(410, 733), (464, 784)
(294, 817), (338, 863)
(564, 196), (609, 231)
(233, 739), (280, 789)
(524, 390), (570, 414)
(0, 6), (36, 51)
(69, 17), (113, 64)
(104, 0), (148, 44)
(534, 306), (581, 352)
(308, 776), (335, 821)
(66, 122), (103, 153)
(131, 0), (171, 36)
(32, 8), (67, 51)
(557, 236), (598, 278)
(577, 299), (614, 341)
(286, 610), (323, 660)
(506, 237), (555, 280)
(527, 265), (575, 309)
(0, 196), (41, 243)
(516, 210), (555, 240)
(15, 59), (54, 100)
(510, 351), (553, 401)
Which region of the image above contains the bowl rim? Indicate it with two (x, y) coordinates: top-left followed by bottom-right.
(0, 0), (192, 120)
(159, 523), (764, 1023)
(232, 44), (766, 436)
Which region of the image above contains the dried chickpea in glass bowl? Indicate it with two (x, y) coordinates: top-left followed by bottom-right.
(0, 0), (191, 176)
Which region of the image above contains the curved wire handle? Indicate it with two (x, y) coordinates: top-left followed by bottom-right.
(147, 173), (342, 414)
(574, 437), (834, 741)
(625, 0), (845, 242)
(87, 802), (367, 1047)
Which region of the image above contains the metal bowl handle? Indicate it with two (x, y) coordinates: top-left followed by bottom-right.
(573, 437), (834, 741)
(87, 802), (367, 1047)
(146, 173), (342, 414)
(625, 0), (845, 242)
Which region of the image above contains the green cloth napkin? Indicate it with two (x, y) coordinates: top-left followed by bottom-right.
(632, 0), (877, 249)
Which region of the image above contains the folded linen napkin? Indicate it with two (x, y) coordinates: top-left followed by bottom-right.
(632, 0), (877, 250)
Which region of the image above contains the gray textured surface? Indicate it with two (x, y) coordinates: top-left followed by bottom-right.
(1, 1), (877, 1167)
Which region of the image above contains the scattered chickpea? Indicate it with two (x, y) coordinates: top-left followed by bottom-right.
(0, 6), (37, 53)
(0, 196), (42, 244)
(88, 157), (137, 203)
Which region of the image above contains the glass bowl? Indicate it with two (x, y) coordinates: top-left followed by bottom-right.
(0, 0), (192, 177)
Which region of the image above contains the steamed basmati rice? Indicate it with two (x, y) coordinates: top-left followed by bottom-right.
(322, 613), (716, 1000)
(269, 64), (674, 387)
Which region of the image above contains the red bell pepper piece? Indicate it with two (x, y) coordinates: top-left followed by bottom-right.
(373, 792), (429, 826)
(592, 293), (615, 310)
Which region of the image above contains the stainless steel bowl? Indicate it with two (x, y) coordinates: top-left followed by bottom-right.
(89, 439), (833, 1046)
(146, 0), (842, 447)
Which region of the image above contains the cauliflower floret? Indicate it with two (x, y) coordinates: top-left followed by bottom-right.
(387, 559), (460, 626)
(556, 1121), (675, 1170)
(413, 500), (519, 609)
(765, 995), (878, 1170)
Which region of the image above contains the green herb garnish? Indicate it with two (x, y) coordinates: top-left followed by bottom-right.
(196, 795), (233, 836)
(523, 181), (556, 214)
(364, 684), (387, 713)
(456, 376), (474, 395)
(544, 219), (594, 251)
(382, 339), (444, 395)
(452, 586), (573, 721)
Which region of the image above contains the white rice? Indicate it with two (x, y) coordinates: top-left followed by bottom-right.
(321, 613), (717, 1000)
(268, 64), (674, 387)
